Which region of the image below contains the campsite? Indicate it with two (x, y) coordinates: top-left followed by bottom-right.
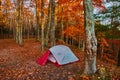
(0, 39), (120, 80)
(0, 0), (120, 80)
(0, 39), (84, 80)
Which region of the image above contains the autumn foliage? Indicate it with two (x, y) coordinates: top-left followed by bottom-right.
(0, 0), (105, 42)
(0, 0), (120, 79)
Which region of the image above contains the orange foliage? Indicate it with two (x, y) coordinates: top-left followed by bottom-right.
(63, 26), (84, 40)
(80, 76), (91, 80)
(56, 0), (85, 40)
(101, 38), (109, 47)
(93, 0), (105, 9)
(97, 32), (109, 47)
(57, 0), (70, 4)
(56, 0), (104, 41)
(1, 0), (105, 41)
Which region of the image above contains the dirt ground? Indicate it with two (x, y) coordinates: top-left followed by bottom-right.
(0, 39), (120, 80)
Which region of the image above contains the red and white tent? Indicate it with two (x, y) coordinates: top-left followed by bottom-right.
(36, 45), (79, 66)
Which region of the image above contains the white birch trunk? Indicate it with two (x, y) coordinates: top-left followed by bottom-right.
(83, 0), (97, 75)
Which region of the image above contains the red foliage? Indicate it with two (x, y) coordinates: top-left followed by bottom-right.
(93, 0), (106, 9)
(103, 54), (117, 65)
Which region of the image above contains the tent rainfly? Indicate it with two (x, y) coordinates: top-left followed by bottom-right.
(36, 45), (79, 66)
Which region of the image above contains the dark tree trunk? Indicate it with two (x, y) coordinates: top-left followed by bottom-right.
(35, 0), (40, 41)
(41, 0), (45, 51)
(50, 0), (55, 47)
(45, 1), (51, 46)
(61, 15), (64, 40)
(0, 0), (1, 12)
(117, 47), (120, 66)
(0, 0), (2, 38)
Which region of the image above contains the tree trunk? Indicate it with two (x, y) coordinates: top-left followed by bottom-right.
(19, 24), (23, 46)
(83, 0), (97, 75)
(101, 46), (104, 58)
(0, 27), (3, 39)
(50, 0), (55, 47)
(117, 46), (120, 66)
(17, 0), (23, 46)
(27, 25), (30, 39)
(0, 0), (1, 13)
(16, 24), (19, 43)
(27, 18), (30, 39)
(45, 1), (51, 46)
(65, 23), (69, 44)
(35, 0), (40, 41)
(16, 0), (23, 46)
(70, 37), (73, 45)
(13, 26), (15, 39)
(41, 0), (45, 51)
(66, 36), (69, 44)
(61, 16), (64, 40)
(12, 14), (15, 39)
(78, 36), (81, 49)
(0, 0), (2, 39)
(82, 40), (85, 51)
(16, 8), (19, 43)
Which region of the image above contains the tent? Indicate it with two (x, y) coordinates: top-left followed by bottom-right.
(36, 45), (79, 66)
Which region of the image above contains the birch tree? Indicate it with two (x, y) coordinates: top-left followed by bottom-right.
(83, 0), (97, 75)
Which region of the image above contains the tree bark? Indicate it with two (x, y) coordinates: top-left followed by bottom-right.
(16, 24), (19, 43)
(18, 0), (23, 46)
(45, 1), (51, 46)
(15, 0), (23, 46)
(61, 16), (64, 40)
(41, 0), (45, 51)
(35, 0), (40, 41)
(117, 46), (120, 66)
(27, 19), (30, 39)
(83, 0), (97, 75)
(12, 17), (15, 38)
(78, 36), (82, 49)
(0, 27), (3, 39)
(50, 0), (55, 47)
(0, 0), (2, 38)
(0, 0), (1, 13)
(66, 36), (69, 44)
(65, 22), (69, 44)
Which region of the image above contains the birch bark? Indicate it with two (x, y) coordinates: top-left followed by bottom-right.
(84, 0), (97, 75)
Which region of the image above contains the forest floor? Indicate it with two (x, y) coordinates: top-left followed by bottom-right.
(0, 39), (120, 80)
